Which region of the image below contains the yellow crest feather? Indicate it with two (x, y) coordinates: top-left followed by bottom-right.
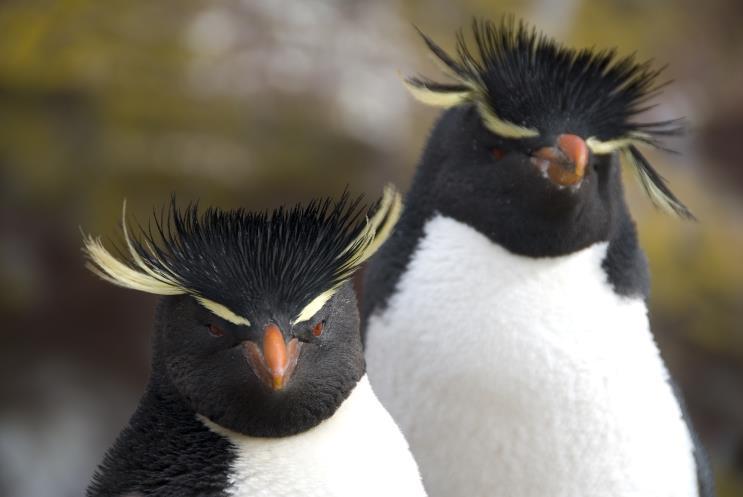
(82, 202), (251, 326)
(475, 100), (539, 139)
(293, 185), (402, 323)
(402, 78), (471, 108)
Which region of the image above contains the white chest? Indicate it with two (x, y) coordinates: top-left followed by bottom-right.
(365, 215), (698, 497)
(203, 375), (426, 497)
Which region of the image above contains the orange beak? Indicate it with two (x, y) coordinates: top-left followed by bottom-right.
(243, 324), (301, 391)
(531, 134), (589, 187)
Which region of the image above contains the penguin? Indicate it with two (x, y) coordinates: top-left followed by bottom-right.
(82, 187), (427, 497)
(362, 19), (714, 497)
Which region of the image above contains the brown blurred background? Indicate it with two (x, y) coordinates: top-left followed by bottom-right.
(0, 1), (741, 496)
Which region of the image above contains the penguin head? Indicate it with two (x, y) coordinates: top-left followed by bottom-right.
(82, 188), (401, 437)
(405, 18), (692, 255)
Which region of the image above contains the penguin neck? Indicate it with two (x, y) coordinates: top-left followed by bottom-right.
(138, 333), (218, 433)
(132, 365), (224, 452)
(134, 320), (199, 426)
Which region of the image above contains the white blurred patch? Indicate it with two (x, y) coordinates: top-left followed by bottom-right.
(187, 9), (239, 55)
(0, 364), (137, 497)
(184, 1), (414, 149)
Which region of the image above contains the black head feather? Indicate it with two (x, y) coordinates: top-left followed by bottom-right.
(411, 17), (683, 142)
(139, 194), (365, 318)
(83, 188), (401, 324)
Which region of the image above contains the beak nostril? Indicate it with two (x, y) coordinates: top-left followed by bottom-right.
(556, 134), (589, 175)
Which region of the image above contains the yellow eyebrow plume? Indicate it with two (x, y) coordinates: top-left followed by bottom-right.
(82, 201), (252, 326)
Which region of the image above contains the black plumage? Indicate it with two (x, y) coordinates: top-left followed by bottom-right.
(86, 354), (235, 497)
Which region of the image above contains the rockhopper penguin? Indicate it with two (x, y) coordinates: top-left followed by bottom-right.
(363, 19), (714, 497)
(82, 187), (427, 497)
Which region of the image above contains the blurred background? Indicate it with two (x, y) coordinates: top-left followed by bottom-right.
(0, 0), (741, 495)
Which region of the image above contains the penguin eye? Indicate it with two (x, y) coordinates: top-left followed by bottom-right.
(207, 324), (225, 337)
(312, 320), (325, 337)
(491, 147), (506, 160)
(294, 320), (326, 343)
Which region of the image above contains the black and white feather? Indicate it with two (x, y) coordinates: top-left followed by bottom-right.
(82, 186), (401, 325)
(405, 17), (693, 219)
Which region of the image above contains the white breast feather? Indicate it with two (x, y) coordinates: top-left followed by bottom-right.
(365, 214), (698, 497)
(202, 375), (427, 497)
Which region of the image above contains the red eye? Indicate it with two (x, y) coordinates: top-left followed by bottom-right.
(207, 324), (225, 337)
(312, 321), (325, 337)
(491, 148), (506, 160)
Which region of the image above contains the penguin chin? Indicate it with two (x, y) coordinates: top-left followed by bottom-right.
(181, 355), (364, 437)
(522, 173), (589, 220)
(195, 384), (348, 438)
(535, 163), (586, 191)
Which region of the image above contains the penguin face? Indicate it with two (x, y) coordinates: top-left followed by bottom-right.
(157, 282), (363, 437)
(446, 104), (609, 208)
(416, 104), (619, 256)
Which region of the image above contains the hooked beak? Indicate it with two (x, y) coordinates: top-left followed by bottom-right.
(243, 324), (301, 391)
(530, 134), (589, 187)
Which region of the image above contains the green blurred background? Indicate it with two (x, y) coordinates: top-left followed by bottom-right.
(1, 0), (741, 496)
